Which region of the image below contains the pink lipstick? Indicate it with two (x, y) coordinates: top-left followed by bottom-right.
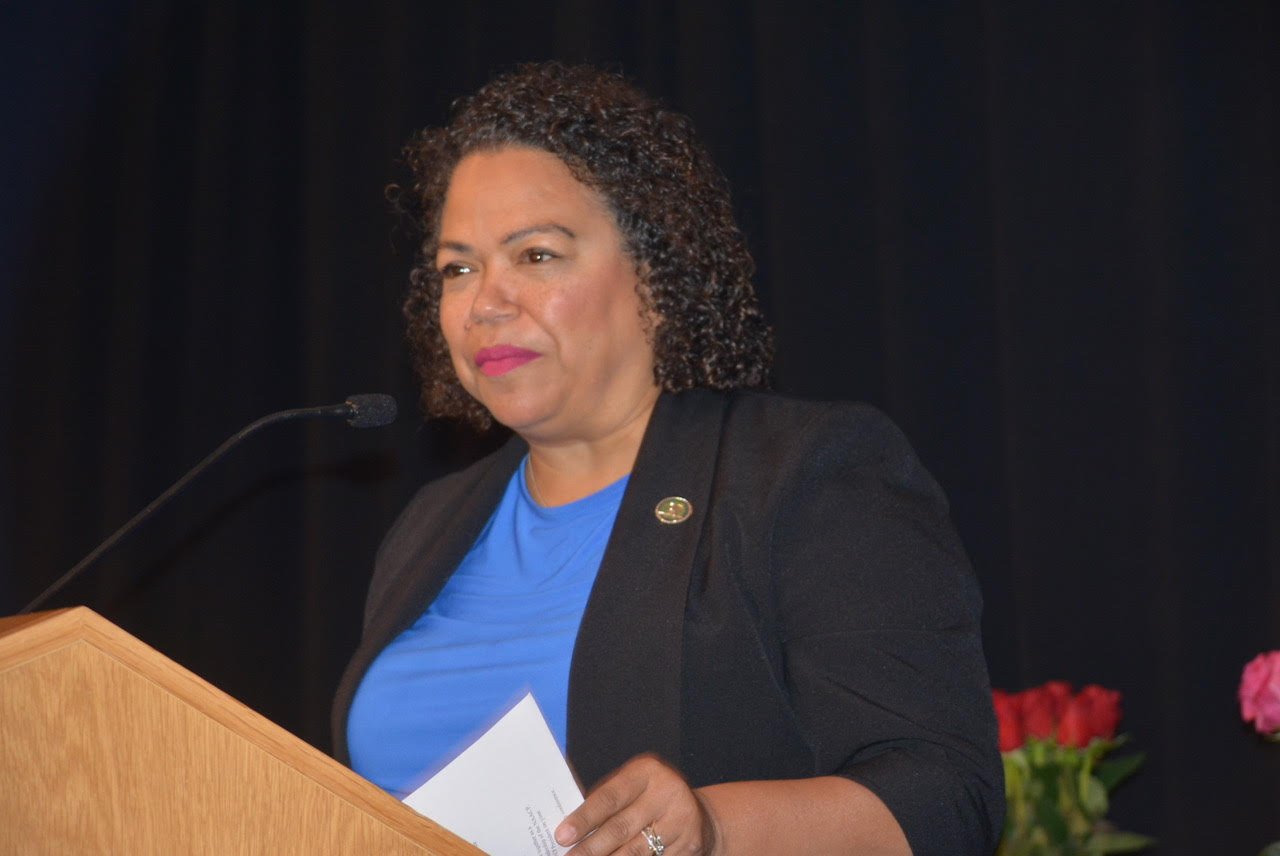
(475, 345), (541, 377)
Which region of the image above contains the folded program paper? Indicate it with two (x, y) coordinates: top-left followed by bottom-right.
(402, 693), (585, 856)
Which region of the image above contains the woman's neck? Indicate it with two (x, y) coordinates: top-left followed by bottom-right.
(523, 391), (658, 507)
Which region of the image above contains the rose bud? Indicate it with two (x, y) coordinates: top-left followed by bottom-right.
(1042, 680), (1074, 720)
(1240, 651), (1280, 735)
(993, 690), (1025, 752)
(1057, 696), (1093, 748)
(1020, 687), (1058, 740)
(1077, 684), (1123, 741)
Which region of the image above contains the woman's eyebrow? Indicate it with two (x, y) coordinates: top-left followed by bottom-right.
(438, 223), (576, 256)
(501, 223), (576, 245)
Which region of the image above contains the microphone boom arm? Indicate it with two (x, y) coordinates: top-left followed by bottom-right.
(20, 399), (380, 614)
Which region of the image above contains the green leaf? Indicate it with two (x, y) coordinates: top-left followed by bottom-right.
(1258, 842), (1280, 856)
(1083, 737), (1115, 768)
(1090, 831), (1156, 853)
(1078, 772), (1108, 817)
(1094, 752), (1145, 791)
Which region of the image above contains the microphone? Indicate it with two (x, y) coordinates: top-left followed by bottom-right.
(344, 393), (398, 428)
(20, 394), (398, 614)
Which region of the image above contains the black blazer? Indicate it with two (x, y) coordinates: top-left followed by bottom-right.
(333, 390), (1004, 855)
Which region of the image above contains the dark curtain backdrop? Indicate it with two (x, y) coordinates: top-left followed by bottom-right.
(3, 3), (1277, 851)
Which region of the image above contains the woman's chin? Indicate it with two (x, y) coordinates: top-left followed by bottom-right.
(479, 399), (559, 438)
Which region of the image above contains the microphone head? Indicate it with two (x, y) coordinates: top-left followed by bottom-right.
(345, 394), (398, 428)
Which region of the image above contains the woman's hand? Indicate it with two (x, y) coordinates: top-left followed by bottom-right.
(555, 754), (719, 856)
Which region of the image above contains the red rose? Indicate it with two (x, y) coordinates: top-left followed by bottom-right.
(1056, 685), (1122, 747)
(1078, 684), (1123, 738)
(1042, 680), (1073, 719)
(1240, 651), (1280, 735)
(992, 690), (1025, 751)
(1020, 685), (1061, 740)
(994, 681), (1125, 750)
(1057, 698), (1090, 747)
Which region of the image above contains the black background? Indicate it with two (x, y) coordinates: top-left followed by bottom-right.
(3, 3), (1277, 851)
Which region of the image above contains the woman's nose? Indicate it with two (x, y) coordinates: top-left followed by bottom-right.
(468, 266), (518, 325)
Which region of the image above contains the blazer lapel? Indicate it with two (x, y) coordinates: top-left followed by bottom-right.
(567, 390), (728, 788)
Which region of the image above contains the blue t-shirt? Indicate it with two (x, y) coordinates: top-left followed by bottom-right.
(346, 460), (628, 797)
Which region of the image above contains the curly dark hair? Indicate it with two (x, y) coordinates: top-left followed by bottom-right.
(397, 62), (774, 428)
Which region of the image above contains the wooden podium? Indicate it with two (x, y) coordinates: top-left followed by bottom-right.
(0, 607), (482, 855)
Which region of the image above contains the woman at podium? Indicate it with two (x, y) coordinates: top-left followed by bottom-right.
(333, 62), (1003, 856)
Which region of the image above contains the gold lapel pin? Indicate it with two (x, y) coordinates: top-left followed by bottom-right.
(654, 496), (692, 524)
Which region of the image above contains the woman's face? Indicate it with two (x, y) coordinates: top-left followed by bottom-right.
(436, 147), (659, 444)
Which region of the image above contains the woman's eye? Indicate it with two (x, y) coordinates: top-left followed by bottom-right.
(439, 262), (472, 279)
(522, 248), (557, 264)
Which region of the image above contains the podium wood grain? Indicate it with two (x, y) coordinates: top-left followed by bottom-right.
(0, 607), (483, 855)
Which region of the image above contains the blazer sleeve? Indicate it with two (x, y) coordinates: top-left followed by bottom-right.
(768, 403), (1004, 855)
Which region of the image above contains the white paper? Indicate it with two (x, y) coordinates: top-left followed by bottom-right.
(402, 693), (585, 856)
